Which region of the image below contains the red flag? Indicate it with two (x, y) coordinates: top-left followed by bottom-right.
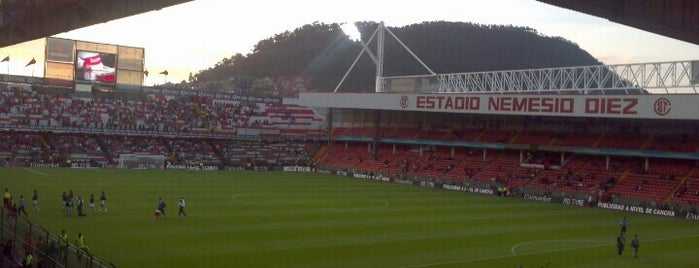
(25, 58), (36, 67)
(159, 70), (168, 75)
(143, 70), (149, 77)
(1, 56), (8, 62)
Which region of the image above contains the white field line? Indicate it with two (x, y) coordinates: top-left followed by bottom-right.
(22, 167), (48, 176)
(398, 233), (699, 268)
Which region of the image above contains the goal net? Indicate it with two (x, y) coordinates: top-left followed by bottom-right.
(118, 154), (166, 170)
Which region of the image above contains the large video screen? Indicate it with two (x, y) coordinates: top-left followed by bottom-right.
(75, 50), (116, 83)
(46, 38), (75, 63)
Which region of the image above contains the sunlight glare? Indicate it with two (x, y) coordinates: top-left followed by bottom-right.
(340, 22), (362, 42)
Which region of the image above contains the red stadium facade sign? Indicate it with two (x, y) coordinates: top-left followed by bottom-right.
(299, 92), (697, 120)
(413, 95), (639, 115)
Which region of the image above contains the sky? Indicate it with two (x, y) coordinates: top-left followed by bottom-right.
(0, 0), (698, 86)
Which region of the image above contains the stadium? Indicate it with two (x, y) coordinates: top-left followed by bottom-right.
(1, 1), (699, 268)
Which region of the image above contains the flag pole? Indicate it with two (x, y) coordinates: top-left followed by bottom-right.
(1, 56), (8, 74)
(159, 70), (169, 85)
(25, 58), (36, 76)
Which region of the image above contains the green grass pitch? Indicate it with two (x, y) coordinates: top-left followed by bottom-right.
(2, 168), (699, 267)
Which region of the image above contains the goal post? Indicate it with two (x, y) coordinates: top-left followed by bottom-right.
(118, 154), (166, 170)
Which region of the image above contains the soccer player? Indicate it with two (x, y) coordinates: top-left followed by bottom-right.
(157, 197), (167, 218)
(89, 193), (96, 211)
(620, 216), (628, 235)
(65, 196), (73, 216)
(18, 195), (28, 216)
(61, 191), (67, 209)
(31, 189), (38, 211)
(178, 197), (186, 216)
(99, 191), (107, 212)
(616, 234), (625, 257)
(631, 234), (640, 258)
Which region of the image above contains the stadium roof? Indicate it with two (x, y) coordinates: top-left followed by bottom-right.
(0, 0), (192, 48)
(537, 0), (699, 46)
(1, 0), (697, 49)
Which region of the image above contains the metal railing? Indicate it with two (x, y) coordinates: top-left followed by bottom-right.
(0, 206), (115, 268)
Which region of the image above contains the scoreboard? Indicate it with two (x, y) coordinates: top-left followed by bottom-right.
(44, 37), (144, 91)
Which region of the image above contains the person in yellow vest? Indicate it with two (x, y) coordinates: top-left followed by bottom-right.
(3, 188), (11, 208)
(59, 229), (69, 261)
(22, 251), (33, 268)
(75, 233), (89, 261)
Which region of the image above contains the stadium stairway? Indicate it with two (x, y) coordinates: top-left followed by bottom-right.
(40, 134), (54, 152)
(162, 138), (180, 164)
(592, 132), (606, 148)
(411, 129), (422, 140)
(508, 130), (521, 144)
(193, 101), (203, 116)
(313, 144), (329, 164)
(473, 129), (486, 142)
(192, 101), (213, 131)
(95, 136), (113, 163)
(209, 141), (227, 164)
(641, 134), (655, 150)
(38, 134), (50, 149)
(666, 168), (696, 202)
(613, 169), (632, 186)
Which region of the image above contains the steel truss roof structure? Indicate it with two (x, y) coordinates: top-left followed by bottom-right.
(388, 60), (698, 94)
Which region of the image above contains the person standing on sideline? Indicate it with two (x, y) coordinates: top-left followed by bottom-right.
(65, 196), (73, 216)
(99, 191), (107, 211)
(22, 251), (33, 268)
(61, 191), (67, 209)
(3, 188), (11, 208)
(75, 233), (89, 261)
(157, 197), (167, 218)
(616, 233), (626, 257)
(76, 196), (86, 216)
(18, 195), (28, 216)
(631, 234), (640, 258)
(620, 216), (629, 235)
(31, 189), (38, 211)
(89, 193), (96, 212)
(178, 197), (186, 216)
(59, 230), (68, 261)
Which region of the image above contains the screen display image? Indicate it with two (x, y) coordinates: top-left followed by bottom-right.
(76, 51), (116, 83)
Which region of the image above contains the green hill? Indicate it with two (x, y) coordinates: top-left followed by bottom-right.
(190, 21), (601, 92)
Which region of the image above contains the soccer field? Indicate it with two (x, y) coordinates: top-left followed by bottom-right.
(2, 168), (698, 268)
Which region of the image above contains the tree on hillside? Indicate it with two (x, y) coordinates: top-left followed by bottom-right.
(191, 21), (602, 93)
